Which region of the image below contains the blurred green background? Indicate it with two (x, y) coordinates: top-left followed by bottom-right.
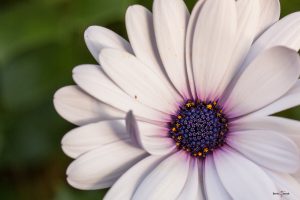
(0, 0), (300, 199)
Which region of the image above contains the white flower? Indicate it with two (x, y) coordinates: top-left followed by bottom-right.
(54, 0), (300, 199)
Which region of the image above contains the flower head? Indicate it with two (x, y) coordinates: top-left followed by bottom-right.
(54, 0), (300, 199)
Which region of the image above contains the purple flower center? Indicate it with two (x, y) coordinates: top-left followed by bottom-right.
(168, 99), (229, 158)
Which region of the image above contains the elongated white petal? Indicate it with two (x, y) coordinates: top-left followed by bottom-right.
(231, 116), (300, 147)
(247, 81), (300, 117)
(153, 0), (190, 97)
(255, 0), (280, 37)
(136, 121), (176, 156)
(125, 111), (175, 155)
(125, 5), (165, 78)
(218, 0), (259, 97)
(176, 159), (204, 200)
(62, 120), (128, 159)
(192, 0), (237, 100)
(132, 151), (189, 200)
(185, 0), (205, 99)
(72, 64), (168, 122)
(224, 47), (300, 118)
(227, 130), (300, 173)
(204, 155), (231, 200)
(294, 171), (300, 185)
(104, 156), (166, 200)
(54, 86), (124, 126)
(100, 49), (181, 114)
(214, 147), (277, 200)
(67, 140), (147, 190)
(126, 111), (143, 148)
(244, 12), (300, 68)
(265, 170), (300, 199)
(84, 26), (132, 62)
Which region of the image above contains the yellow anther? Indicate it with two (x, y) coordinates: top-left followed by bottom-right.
(217, 113), (222, 117)
(193, 153), (198, 157)
(204, 148), (209, 153)
(186, 102), (193, 107)
(177, 115), (182, 119)
(176, 142), (180, 146)
(220, 109), (223, 113)
(198, 152), (203, 156)
(213, 101), (217, 106)
(207, 104), (213, 110)
(172, 127), (177, 132)
(177, 135), (182, 140)
(175, 123), (180, 128)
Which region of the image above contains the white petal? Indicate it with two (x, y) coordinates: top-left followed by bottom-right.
(125, 111), (143, 148)
(125, 111), (175, 155)
(84, 26), (132, 62)
(66, 140), (146, 190)
(227, 130), (300, 173)
(176, 159), (204, 200)
(294, 171), (300, 185)
(231, 116), (300, 147)
(214, 147), (278, 200)
(223, 47), (300, 118)
(132, 151), (189, 200)
(244, 12), (300, 69)
(99, 48), (181, 114)
(61, 120), (128, 159)
(255, 0), (280, 38)
(136, 121), (176, 156)
(185, 0), (205, 99)
(247, 81), (300, 117)
(72, 64), (168, 122)
(53, 85), (124, 126)
(265, 170), (300, 199)
(192, 0), (237, 100)
(125, 5), (165, 78)
(204, 155), (231, 200)
(104, 155), (166, 200)
(153, 0), (190, 97)
(218, 0), (259, 97)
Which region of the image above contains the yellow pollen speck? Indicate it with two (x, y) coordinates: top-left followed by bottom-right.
(176, 123), (180, 128)
(172, 127), (177, 132)
(207, 104), (213, 110)
(186, 102), (194, 107)
(177, 136), (182, 140)
(177, 115), (182, 119)
(198, 152), (203, 156)
(220, 109), (223, 113)
(193, 153), (198, 157)
(176, 142), (180, 146)
(204, 148), (209, 153)
(213, 101), (217, 106)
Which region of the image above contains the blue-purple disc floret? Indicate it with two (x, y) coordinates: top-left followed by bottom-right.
(168, 99), (229, 158)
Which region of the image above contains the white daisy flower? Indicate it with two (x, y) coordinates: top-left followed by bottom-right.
(54, 0), (300, 199)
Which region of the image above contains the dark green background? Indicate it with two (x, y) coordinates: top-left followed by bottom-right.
(1, 0), (300, 199)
